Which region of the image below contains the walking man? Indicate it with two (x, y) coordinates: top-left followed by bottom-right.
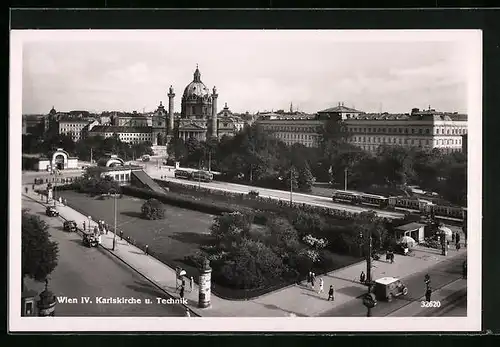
(425, 287), (432, 302)
(145, 244), (149, 255)
(180, 284), (185, 300)
(360, 271), (366, 284)
(190, 276), (194, 292)
(318, 278), (324, 295)
(307, 271), (312, 287)
(25, 187), (28, 194)
(328, 285), (335, 301)
(83, 221), (86, 231)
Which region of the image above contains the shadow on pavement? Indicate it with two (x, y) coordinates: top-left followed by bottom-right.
(126, 281), (166, 297)
(336, 286), (366, 298)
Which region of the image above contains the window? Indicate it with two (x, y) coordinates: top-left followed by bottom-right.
(399, 128), (402, 133)
(411, 129), (415, 134)
(426, 129), (430, 134)
(426, 140), (430, 145)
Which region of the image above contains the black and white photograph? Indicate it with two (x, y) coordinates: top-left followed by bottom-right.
(9, 29), (482, 332)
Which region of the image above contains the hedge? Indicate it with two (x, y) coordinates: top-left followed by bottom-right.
(121, 186), (254, 216)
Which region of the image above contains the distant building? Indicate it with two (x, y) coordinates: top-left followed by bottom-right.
(257, 104), (468, 153)
(461, 133), (468, 154)
(88, 125), (153, 144)
(58, 117), (94, 142)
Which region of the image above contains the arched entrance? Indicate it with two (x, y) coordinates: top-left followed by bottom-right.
(54, 154), (65, 170)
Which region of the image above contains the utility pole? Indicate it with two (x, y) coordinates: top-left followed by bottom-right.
(367, 231), (373, 285)
(208, 151), (211, 173)
(290, 167), (294, 205)
(344, 167), (348, 191)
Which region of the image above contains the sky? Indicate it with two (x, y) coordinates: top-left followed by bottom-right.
(20, 30), (476, 115)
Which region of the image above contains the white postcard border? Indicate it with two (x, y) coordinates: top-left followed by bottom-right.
(9, 29), (482, 332)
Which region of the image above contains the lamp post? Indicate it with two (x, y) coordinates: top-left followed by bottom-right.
(109, 189), (118, 251)
(360, 228), (373, 285)
(289, 166), (295, 205)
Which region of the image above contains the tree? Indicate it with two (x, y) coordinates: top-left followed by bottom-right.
(22, 210), (59, 289)
(141, 198), (165, 220)
(297, 162), (314, 192)
(210, 212), (254, 250)
(376, 145), (415, 187)
(167, 137), (187, 161)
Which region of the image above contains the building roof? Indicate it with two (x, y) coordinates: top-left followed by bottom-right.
(318, 105), (363, 113)
(395, 222), (426, 231)
(183, 66), (211, 99)
(59, 117), (92, 123)
(89, 126), (152, 133)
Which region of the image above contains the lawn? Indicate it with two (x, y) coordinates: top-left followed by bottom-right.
(58, 190), (361, 299)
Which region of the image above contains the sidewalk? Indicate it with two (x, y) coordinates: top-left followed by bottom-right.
(22, 184), (467, 317)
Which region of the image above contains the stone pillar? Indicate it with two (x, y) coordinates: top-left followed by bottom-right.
(168, 85), (175, 135)
(211, 86), (218, 138)
(198, 258), (212, 308)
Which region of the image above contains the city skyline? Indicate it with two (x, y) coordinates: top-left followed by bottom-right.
(22, 30), (474, 115)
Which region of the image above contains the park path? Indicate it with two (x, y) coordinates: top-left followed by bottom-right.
(22, 182), (466, 317)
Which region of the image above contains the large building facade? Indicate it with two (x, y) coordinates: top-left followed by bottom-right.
(257, 105), (468, 153)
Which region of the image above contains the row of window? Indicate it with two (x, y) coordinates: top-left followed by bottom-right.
(359, 144), (463, 153)
(107, 173), (130, 181)
(264, 125), (321, 132)
(278, 133), (319, 140)
(348, 126), (466, 135)
(351, 136), (462, 146)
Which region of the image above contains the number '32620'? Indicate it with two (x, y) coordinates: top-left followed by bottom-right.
(421, 301), (441, 308)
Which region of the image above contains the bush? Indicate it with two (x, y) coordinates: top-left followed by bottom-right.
(214, 239), (287, 290)
(210, 211), (254, 248)
(248, 190), (260, 197)
(141, 198), (165, 220)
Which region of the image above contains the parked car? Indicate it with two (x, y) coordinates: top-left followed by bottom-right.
(45, 206), (59, 217)
(82, 232), (99, 248)
(63, 220), (77, 232)
(373, 277), (408, 302)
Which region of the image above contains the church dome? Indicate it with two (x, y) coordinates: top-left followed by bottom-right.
(183, 66), (210, 99)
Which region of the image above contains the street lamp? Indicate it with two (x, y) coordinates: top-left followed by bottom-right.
(109, 189), (118, 251)
(359, 229), (373, 285)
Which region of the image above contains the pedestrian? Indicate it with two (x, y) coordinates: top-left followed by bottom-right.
(425, 288), (432, 302)
(64, 198), (67, 205)
(145, 244), (149, 255)
(446, 239), (450, 249)
(127, 236), (130, 244)
(59, 196), (62, 204)
(456, 241), (460, 251)
(318, 278), (324, 294)
(190, 276), (194, 292)
(462, 261), (467, 279)
(360, 271), (366, 284)
(451, 232), (455, 243)
(185, 309), (191, 317)
(32, 184), (35, 190)
(456, 233), (460, 245)
(311, 273), (316, 289)
(328, 285), (335, 301)
(25, 187), (28, 194)
(120, 230), (123, 240)
(307, 271), (312, 287)
(105, 224), (109, 235)
(180, 284), (185, 299)
(83, 221), (86, 231)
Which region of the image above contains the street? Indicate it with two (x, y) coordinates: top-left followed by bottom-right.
(319, 253), (467, 317)
(137, 160), (405, 220)
(22, 196), (186, 316)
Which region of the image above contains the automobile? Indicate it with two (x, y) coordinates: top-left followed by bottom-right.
(82, 232), (99, 248)
(45, 206), (59, 217)
(63, 220), (77, 232)
(373, 277), (408, 302)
